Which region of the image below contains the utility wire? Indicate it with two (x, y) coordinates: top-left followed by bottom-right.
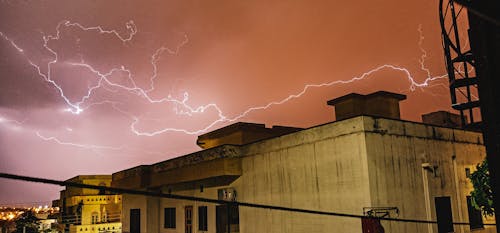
(0, 172), (495, 226)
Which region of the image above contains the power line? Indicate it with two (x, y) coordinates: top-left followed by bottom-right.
(0, 172), (495, 226)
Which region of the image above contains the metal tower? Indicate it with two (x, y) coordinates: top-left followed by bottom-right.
(439, 0), (481, 129)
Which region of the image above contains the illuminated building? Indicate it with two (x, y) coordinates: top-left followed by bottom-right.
(59, 175), (122, 233)
(112, 91), (496, 233)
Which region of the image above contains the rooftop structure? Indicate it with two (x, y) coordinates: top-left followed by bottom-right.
(327, 90), (406, 121)
(111, 91), (495, 233)
(196, 122), (302, 149)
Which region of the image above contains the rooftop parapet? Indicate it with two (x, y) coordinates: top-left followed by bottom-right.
(196, 122), (302, 149)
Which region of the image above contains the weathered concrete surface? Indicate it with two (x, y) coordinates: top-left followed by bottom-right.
(363, 117), (495, 233)
(117, 116), (496, 233)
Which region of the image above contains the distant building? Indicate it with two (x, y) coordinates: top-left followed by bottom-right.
(59, 175), (122, 233)
(112, 91), (496, 233)
(38, 218), (57, 233)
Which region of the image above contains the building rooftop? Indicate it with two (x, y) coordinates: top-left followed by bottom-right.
(326, 91), (406, 106)
(196, 122), (302, 149)
(111, 90), (483, 191)
(65, 175), (112, 183)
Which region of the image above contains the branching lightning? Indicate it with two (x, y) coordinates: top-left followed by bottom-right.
(1, 20), (450, 140)
(130, 64), (446, 136)
(62, 20), (137, 43)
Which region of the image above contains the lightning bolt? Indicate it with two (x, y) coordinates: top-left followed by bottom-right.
(34, 131), (169, 157)
(62, 20), (137, 43)
(417, 24), (433, 80)
(0, 114), (113, 150)
(0, 114), (164, 156)
(0, 31), (23, 53)
(35, 131), (124, 151)
(130, 64), (448, 136)
(0, 114), (27, 133)
(1, 21), (450, 139)
(0, 116), (25, 125)
(0, 20), (139, 115)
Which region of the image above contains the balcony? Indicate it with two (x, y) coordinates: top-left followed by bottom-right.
(69, 222), (122, 233)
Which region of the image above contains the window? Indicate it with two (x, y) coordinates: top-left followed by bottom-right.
(130, 209), (140, 233)
(91, 212), (99, 224)
(434, 197), (453, 233)
(467, 196), (484, 229)
(164, 207), (176, 228)
(198, 206), (208, 231)
(102, 210), (108, 222)
(216, 205), (239, 233)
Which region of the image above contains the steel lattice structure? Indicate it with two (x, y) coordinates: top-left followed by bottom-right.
(439, 0), (481, 129)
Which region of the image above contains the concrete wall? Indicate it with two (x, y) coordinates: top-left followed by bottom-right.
(159, 187), (219, 233)
(236, 117), (371, 233)
(363, 117), (496, 233)
(119, 115), (496, 233)
(121, 194), (161, 233)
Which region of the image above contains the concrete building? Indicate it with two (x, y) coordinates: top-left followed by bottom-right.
(112, 91), (496, 233)
(59, 175), (122, 233)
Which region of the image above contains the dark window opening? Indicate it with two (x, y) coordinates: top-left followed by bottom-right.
(467, 196), (484, 230)
(198, 206), (208, 231)
(435, 196), (454, 233)
(164, 207), (176, 229)
(216, 205), (239, 233)
(130, 209), (140, 233)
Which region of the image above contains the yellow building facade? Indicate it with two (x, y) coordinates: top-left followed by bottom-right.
(59, 175), (122, 233)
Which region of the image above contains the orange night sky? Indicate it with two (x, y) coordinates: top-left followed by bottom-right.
(0, 0), (456, 205)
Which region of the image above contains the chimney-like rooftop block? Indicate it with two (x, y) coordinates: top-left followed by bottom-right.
(327, 91), (407, 121)
(422, 111), (463, 128)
